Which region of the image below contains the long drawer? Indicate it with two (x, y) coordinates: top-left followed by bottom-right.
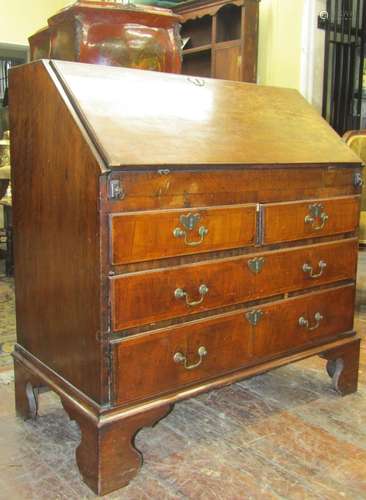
(113, 284), (355, 404)
(110, 238), (357, 331)
(263, 195), (360, 244)
(105, 167), (361, 211)
(110, 204), (257, 265)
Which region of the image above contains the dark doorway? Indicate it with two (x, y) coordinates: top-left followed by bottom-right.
(321, 0), (366, 135)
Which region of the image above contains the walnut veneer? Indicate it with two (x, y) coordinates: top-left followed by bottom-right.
(9, 60), (362, 496)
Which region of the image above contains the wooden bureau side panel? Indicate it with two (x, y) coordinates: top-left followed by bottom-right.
(263, 196), (360, 244)
(105, 167), (362, 211)
(9, 61), (104, 403)
(110, 204), (256, 265)
(113, 285), (354, 404)
(111, 239), (358, 331)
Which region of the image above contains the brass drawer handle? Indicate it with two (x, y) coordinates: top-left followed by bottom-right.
(298, 312), (324, 331)
(173, 212), (208, 246)
(174, 346), (208, 370)
(175, 284), (209, 307)
(302, 260), (327, 278)
(173, 225), (208, 246)
(304, 203), (329, 231)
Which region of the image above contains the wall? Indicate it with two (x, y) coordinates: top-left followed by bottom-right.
(258, 0), (325, 114)
(258, 0), (305, 90)
(0, 0), (71, 46)
(0, 0), (316, 93)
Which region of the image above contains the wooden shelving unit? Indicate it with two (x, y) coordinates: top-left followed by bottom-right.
(175, 0), (259, 82)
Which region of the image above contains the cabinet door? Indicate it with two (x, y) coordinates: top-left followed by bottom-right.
(214, 45), (241, 81)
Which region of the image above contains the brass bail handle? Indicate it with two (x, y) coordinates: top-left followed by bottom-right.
(173, 226), (209, 246)
(302, 260), (327, 279)
(175, 284), (209, 307)
(304, 203), (329, 231)
(173, 212), (208, 246)
(174, 346), (208, 370)
(298, 312), (324, 331)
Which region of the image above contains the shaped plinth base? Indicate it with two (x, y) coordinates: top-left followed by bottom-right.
(14, 353), (172, 496)
(62, 401), (172, 496)
(321, 337), (360, 396)
(14, 359), (45, 419)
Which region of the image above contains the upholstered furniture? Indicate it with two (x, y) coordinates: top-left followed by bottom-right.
(343, 129), (366, 245)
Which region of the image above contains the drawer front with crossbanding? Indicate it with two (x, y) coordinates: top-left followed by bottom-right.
(113, 284), (355, 404)
(263, 196), (360, 245)
(110, 204), (257, 265)
(110, 239), (357, 331)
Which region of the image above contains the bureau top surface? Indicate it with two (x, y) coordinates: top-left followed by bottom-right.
(49, 59), (360, 168)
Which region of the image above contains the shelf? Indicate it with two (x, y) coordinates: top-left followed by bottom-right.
(215, 39), (241, 49)
(182, 50), (211, 78)
(216, 4), (241, 43)
(183, 44), (212, 55)
(183, 40), (239, 56)
(180, 15), (212, 48)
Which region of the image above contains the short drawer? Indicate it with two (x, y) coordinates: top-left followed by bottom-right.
(110, 239), (357, 331)
(263, 196), (360, 244)
(113, 285), (355, 404)
(110, 204), (257, 265)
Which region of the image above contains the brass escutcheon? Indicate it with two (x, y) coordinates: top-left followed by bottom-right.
(248, 257), (265, 274)
(245, 309), (264, 326)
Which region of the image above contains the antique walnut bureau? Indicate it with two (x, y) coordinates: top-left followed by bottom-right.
(9, 60), (362, 496)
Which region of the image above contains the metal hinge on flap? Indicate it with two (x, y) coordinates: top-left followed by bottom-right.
(109, 179), (125, 200)
(354, 172), (364, 189)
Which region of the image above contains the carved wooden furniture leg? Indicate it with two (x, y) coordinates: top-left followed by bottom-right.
(13, 359), (44, 420)
(321, 338), (361, 396)
(62, 402), (172, 496)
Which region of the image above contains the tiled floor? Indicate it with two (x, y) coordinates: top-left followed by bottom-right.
(0, 256), (365, 499)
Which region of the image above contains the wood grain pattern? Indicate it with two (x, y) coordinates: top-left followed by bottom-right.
(13, 359), (44, 420)
(13, 337), (359, 496)
(176, 0), (252, 21)
(263, 196), (360, 244)
(214, 44), (241, 80)
(62, 400), (172, 496)
(110, 204), (257, 265)
(113, 284), (355, 404)
(9, 60), (104, 403)
(9, 59), (362, 496)
(241, 0), (259, 82)
(322, 338), (360, 396)
(105, 167), (362, 212)
(111, 239), (357, 331)
(50, 60), (361, 167)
